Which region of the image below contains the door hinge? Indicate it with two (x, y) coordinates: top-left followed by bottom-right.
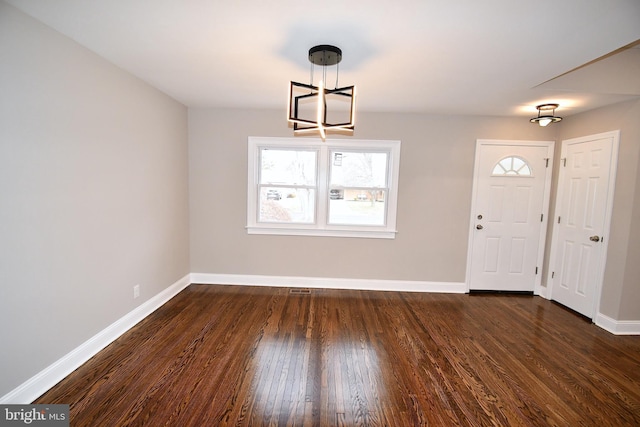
(541, 213), (544, 222)
(562, 158), (567, 167)
(535, 267), (539, 275)
(544, 158), (549, 167)
(552, 271), (555, 279)
(558, 216), (561, 224)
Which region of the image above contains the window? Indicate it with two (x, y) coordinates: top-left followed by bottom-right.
(491, 156), (532, 176)
(247, 137), (401, 238)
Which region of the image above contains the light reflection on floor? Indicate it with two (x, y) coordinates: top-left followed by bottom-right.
(247, 334), (384, 423)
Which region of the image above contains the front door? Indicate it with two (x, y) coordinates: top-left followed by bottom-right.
(549, 131), (619, 318)
(468, 140), (554, 292)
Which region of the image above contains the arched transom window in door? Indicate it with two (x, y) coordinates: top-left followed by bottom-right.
(492, 156), (532, 176)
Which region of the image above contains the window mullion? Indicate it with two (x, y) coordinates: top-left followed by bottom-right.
(316, 145), (329, 228)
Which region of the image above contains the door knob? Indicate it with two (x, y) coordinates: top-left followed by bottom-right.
(476, 224), (483, 230)
(590, 235), (600, 242)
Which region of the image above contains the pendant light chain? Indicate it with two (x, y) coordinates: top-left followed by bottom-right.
(322, 49), (327, 86)
(308, 47), (341, 89)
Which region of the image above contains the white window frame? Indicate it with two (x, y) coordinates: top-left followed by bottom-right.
(247, 137), (401, 239)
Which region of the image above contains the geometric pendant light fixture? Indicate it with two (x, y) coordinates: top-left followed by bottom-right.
(530, 103), (563, 127)
(287, 45), (356, 140)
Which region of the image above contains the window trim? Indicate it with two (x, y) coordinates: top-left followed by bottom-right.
(247, 137), (401, 239)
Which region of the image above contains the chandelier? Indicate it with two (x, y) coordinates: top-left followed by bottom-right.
(287, 45), (356, 140)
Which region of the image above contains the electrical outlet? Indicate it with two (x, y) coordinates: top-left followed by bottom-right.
(133, 284), (140, 299)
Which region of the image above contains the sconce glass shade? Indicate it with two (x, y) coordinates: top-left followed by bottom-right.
(530, 103), (562, 126)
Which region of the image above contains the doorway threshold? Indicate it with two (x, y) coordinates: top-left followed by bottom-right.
(469, 290), (534, 296)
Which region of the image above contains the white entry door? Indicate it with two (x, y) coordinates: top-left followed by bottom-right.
(468, 140), (554, 292)
(549, 131), (619, 318)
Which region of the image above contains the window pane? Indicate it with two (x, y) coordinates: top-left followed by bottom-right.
(260, 149), (316, 185)
(512, 157), (525, 171)
(330, 151), (388, 187)
(259, 187), (315, 223)
(328, 190), (386, 225)
(492, 156), (532, 176)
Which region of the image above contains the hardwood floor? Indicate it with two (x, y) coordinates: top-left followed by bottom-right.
(35, 285), (640, 426)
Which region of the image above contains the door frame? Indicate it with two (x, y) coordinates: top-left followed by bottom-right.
(545, 130), (620, 318)
(466, 139), (555, 293)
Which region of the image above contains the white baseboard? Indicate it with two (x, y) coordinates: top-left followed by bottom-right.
(190, 273), (467, 294)
(0, 274), (191, 404)
(595, 313), (640, 335)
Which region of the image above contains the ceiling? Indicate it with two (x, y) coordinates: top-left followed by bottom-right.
(6, 0), (640, 119)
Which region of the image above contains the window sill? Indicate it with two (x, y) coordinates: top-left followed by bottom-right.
(246, 226), (397, 239)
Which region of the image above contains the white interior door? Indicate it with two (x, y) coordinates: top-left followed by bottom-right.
(468, 141), (554, 292)
(549, 131), (619, 318)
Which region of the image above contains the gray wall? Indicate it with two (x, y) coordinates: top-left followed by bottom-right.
(189, 108), (554, 283)
(0, 2), (190, 397)
(555, 99), (640, 321)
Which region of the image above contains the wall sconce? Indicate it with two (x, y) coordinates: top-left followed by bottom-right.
(287, 45), (356, 140)
(530, 103), (563, 127)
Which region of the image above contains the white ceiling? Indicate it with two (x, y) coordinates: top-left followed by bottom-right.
(6, 0), (640, 119)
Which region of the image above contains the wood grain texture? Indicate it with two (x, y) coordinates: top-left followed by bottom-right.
(35, 285), (640, 426)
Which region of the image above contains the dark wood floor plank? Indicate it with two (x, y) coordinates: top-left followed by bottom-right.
(34, 285), (640, 426)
